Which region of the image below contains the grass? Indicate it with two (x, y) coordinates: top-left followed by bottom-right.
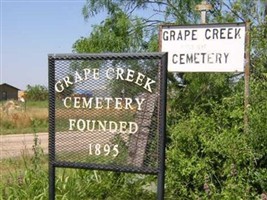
(0, 133), (49, 199)
(1, 157), (156, 200)
(0, 100), (48, 135)
(0, 135), (156, 200)
(0, 100), (136, 134)
(0, 100), (156, 198)
(25, 100), (48, 108)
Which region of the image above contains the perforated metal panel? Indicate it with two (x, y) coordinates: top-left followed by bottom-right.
(49, 53), (167, 175)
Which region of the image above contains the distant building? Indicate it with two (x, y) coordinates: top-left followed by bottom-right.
(0, 83), (20, 101)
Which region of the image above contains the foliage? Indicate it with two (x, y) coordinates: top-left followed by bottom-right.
(70, 0), (267, 199)
(165, 72), (267, 199)
(55, 170), (156, 199)
(167, 92), (251, 199)
(3, 0), (267, 199)
(82, 0), (201, 24)
(0, 100), (48, 135)
(1, 147), (156, 200)
(73, 9), (145, 53)
(25, 85), (48, 101)
(0, 134), (48, 200)
(26, 100), (48, 108)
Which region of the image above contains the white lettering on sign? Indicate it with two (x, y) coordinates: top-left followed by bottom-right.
(88, 144), (119, 157)
(56, 68), (156, 93)
(105, 67), (156, 93)
(63, 96), (145, 111)
(161, 23), (246, 72)
(68, 119), (139, 134)
(55, 68), (99, 92)
(54, 66), (159, 158)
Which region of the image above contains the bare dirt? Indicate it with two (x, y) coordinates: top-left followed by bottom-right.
(0, 133), (48, 159)
(0, 131), (128, 159)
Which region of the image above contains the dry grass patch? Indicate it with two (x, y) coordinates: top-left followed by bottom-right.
(0, 102), (48, 134)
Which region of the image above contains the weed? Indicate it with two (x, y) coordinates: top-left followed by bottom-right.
(0, 101), (48, 135)
(0, 133), (48, 199)
(0, 132), (155, 199)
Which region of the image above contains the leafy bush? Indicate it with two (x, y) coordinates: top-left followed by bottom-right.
(0, 135), (156, 199)
(25, 85), (48, 101)
(165, 74), (267, 199)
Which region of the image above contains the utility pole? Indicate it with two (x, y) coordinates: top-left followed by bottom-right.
(195, 0), (212, 24)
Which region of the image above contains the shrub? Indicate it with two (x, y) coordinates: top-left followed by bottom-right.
(25, 85), (48, 101)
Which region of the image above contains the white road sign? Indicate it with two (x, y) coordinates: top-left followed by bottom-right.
(160, 23), (246, 72)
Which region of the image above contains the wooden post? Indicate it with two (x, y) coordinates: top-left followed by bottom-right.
(244, 21), (251, 133)
(195, 0), (212, 24)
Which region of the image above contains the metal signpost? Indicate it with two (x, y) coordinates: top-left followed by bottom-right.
(195, 0), (212, 24)
(48, 53), (167, 200)
(159, 0), (250, 142)
(159, 14), (250, 129)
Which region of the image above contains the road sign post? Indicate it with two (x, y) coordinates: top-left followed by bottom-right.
(195, 0), (213, 24)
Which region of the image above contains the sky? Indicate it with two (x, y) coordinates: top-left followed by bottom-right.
(1, 0), (107, 90)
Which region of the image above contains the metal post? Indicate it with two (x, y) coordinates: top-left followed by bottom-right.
(49, 165), (56, 200)
(201, 10), (207, 24)
(48, 56), (56, 200)
(157, 53), (167, 200)
(195, 0), (213, 24)
(244, 21), (251, 133)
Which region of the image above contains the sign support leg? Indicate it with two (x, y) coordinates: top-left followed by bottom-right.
(244, 21), (251, 133)
(49, 165), (55, 200)
(157, 53), (167, 200)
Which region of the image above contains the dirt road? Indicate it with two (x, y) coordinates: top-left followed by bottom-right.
(0, 133), (48, 159)
(0, 131), (128, 159)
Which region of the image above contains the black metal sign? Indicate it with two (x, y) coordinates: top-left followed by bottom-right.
(48, 53), (167, 199)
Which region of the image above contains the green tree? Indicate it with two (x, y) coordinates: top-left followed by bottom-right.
(69, 0), (267, 199)
(73, 9), (145, 53)
(25, 85), (48, 101)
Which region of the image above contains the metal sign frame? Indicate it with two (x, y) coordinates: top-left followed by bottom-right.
(48, 53), (167, 200)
